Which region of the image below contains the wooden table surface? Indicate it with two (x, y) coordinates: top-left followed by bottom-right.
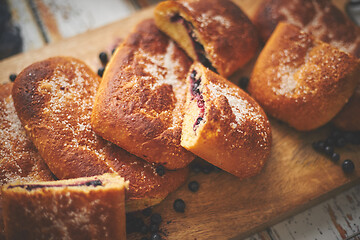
(1, 0), (360, 239)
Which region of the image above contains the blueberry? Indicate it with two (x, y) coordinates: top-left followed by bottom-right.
(342, 159), (355, 174)
(190, 162), (202, 173)
(99, 52), (108, 65)
(150, 223), (159, 233)
(313, 141), (326, 152)
(324, 145), (334, 156)
(188, 181), (199, 192)
(140, 224), (149, 234)
(202, 164), (214, 174)
(330, 129), (342, 139)
(173, 199), (186, 213)
(344, 132), (355, 143)
(151, 233), (162, 240)
(335, 137), (346, 147)
(150, 213), (162, 225)
(156, 165), (165, 176)
(238, 77), (249, 90)
(142, 207), (152, 217)
(325, 137), (335, 146)
(97, 67), (105, 77)
(331, 152), (340, 162)
(9, 74), (16, 82)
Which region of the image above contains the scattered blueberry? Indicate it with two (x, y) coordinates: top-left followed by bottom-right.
(9, 74), (16, 82)
(150, 213), (162, 225)
(342, 159), (355, 174)
(142, 207), (152, 217)
(99, 52), (108, 65)
(330, 129), (342, 139)
(97, 67), (105, 77)
(188, 181), (199, 192)
(202, 164), (214, 174)
(331, 152), (340, 162)
(151, 233), (162, 240)
(156, 165), (165, 176)
(140, 224), (149, 234)
(344, 132), (355, 143)
(335, 137), (346, 147)
(238, 77), (249, 90)
(150, 223), (159, 233)
(173, 199), (186, 213)
(325, 137), (335, 146)
(324, 145), (334, 156)
(190, 162), (202, 173)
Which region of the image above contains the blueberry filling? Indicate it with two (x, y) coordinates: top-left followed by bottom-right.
(190, 70), (205, 131)
(170, 13), (217, 73)
(8, 179), (103, 191)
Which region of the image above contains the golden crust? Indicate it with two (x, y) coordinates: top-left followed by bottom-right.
(252, 0), (360, 131)
(12, 56), (189, 211)
(248, 22), (360, 131)
(181, 63), (271, 179)
(91, 19), (195, 169)
(0, 83), (54, 240)
(252, 0), (360, 57)
(1, 173), (127, 240)
(154, 0), (259, 77)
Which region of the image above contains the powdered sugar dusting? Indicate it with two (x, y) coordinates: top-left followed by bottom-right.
(0, 94), (52, 185)
(197, 12), (232, 29)
(138, 41), (187, 127)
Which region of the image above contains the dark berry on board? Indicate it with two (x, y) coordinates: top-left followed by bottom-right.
(173, 199), (186, 213)
(151, 233), (162, 240)
(142, 207), (152, 217)
(342, 159), (355, 174)
(324, 145), (334, 156)
(97, 67), (105, 77)
(190, 162), (202, 173)
(325, 137), (335, 146)
(330, 129), (342, 139)
(344, 132), (355, 143)
(140, 224), (149, 234)
(9, 74), (16, 82)
(335, 137), (346, 147)
(99, 52), (108, 65)
(202, 164), (214, 174)
(238, 77), (249, 90)
(150, 223), (159, 233)
(150, 213), (162, 225)
(331, 152), (340, 162)
(156, 165), (165, 176)
(188, 181), (199, 192)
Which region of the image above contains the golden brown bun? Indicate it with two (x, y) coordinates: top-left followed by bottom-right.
(181, 62), (271, 179)
(12, 56), (189, 211)
(248, 22), (360, 131)
(1, 173), (128, 240)
(91, 19), (195, 169)
(154, 0), (259, 77)
(252, 0), (360, 57)
(0, 83), (54, 240)
(252, 0), (360, 131)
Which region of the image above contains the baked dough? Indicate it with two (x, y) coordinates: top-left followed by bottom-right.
(1, 173), (128, 240)
(181, 62), (271, 179)
(248, 22), (360, 131)
(252, 0), (360, 131)
(12, 56), (189, 211)
(154, 0), (259, 77)
(0, 83), (54, 240)
(91, 19), (195, 169)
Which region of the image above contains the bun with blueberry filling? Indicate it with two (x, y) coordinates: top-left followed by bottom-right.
(154, 0), (259, 77)
(1, 173), (128, 240)
(91, 19), (195, 169)
(181, 62), (271, 179)
(12, 56), (189, 212)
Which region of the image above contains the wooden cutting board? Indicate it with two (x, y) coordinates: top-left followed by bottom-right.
(0, 1), (358, 239)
